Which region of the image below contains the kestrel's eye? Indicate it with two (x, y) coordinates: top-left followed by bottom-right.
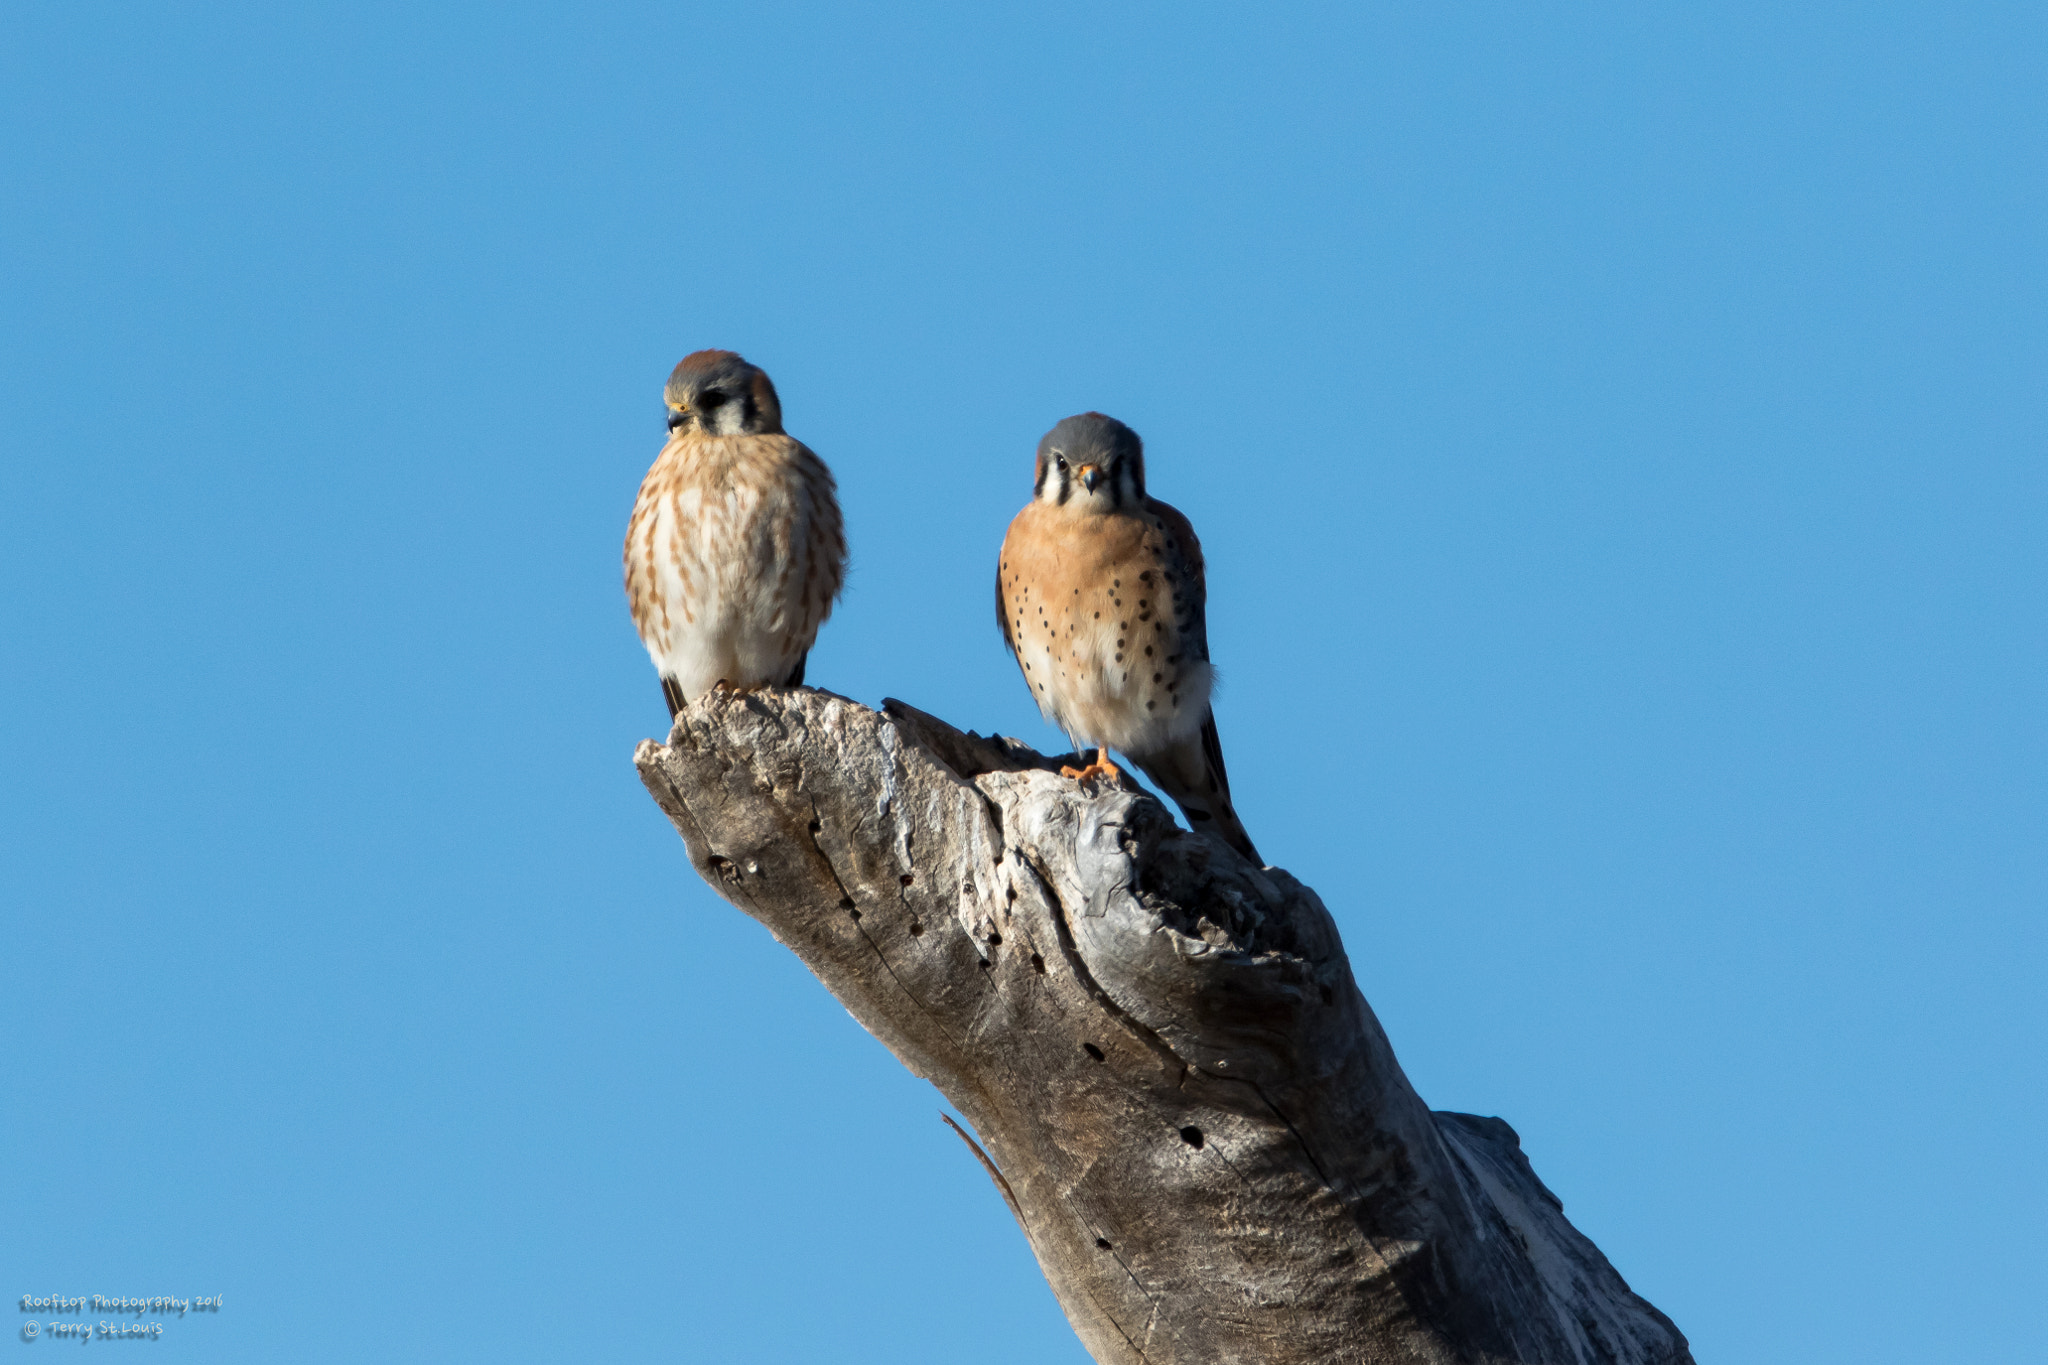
(699, 389), (729, 409)
(1054, 453), (1069, 471)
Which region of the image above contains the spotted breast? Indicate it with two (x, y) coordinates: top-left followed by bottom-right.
(998, 499), (1213, 760)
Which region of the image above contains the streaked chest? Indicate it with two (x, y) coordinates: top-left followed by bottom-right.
(626, 436), (799, 630)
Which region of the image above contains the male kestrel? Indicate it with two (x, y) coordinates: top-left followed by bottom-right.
(997, 412), (1261, 863)
(625, 350), (845, 718)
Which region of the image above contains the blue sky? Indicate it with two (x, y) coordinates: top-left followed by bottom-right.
(3, 2), (2043, 1360)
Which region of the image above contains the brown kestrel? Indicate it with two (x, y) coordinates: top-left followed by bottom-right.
(625, 350), (845, 718)
(997, 412), (1261, 863)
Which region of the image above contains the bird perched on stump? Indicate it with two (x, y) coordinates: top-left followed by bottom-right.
(625, 350), (845, 719)
(997, 412), (1261, 864)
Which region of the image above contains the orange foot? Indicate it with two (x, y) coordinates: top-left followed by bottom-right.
(1060, 747), (1125, 784)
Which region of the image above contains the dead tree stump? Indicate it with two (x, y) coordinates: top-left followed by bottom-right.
(635, 687), (1691, 1365)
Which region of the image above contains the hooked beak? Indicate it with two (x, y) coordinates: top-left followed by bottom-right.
(1078, 463), (1102, 492)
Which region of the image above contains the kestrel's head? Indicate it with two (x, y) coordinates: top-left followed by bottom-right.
(1033, 412), (1147, 511)
(664, 350), (784, 437)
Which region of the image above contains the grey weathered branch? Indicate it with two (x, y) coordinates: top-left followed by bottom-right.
(635, 689), (1691, 1365)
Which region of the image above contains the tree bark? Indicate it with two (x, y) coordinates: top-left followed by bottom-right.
(635, 688), (1692, 1365)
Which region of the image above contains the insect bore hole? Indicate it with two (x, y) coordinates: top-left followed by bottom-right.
(1082, 1043), (1105, 1062)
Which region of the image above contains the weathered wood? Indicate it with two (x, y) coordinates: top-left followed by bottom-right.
(635, 688), (1691, 1365)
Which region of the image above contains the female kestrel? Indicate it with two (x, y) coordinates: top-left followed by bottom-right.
(625, 350), (845, 718)
(997, 412), (1261, 863)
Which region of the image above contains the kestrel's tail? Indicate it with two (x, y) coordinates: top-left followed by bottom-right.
(1129, 717), (1262, 865)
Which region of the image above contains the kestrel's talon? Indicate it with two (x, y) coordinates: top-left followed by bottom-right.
(1060, 748), (1124, 784)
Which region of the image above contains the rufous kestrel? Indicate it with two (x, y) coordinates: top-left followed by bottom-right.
(997, 412), (1261, 863)
(625, 350), (845, 718)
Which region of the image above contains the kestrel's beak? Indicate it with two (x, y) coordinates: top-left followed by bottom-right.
(1078, 464), (1102, 492)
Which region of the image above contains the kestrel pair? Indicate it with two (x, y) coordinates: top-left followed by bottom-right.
(625, 353), (1260, 864)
